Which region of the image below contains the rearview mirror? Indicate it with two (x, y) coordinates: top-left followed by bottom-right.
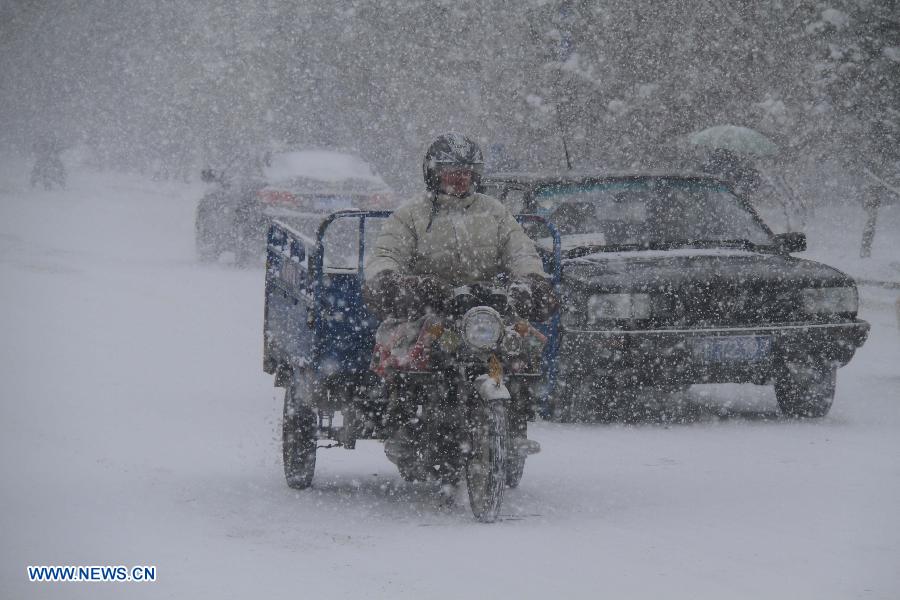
(774, 231), (806, 253)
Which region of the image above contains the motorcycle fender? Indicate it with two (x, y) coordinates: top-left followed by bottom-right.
(475, 374), (511, 402)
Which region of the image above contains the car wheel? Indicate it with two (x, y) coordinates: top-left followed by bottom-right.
(594, 387), (644, 423)
(548, 389), (575, 422)
(774, 362), (836, 418)
(548, 381), (597, 422)
(233, 223), (264, 267)
(283, 372), (318, 489)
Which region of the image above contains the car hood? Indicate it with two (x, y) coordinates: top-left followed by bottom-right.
(562, 248), (854, 291)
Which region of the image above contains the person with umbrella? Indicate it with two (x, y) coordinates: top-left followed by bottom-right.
(689, 125), (779, 198)
(689, 125), (812, 231)
(700, 147), (761, 197)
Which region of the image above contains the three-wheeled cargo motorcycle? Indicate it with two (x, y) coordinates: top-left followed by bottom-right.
(263, 210), (560, 522)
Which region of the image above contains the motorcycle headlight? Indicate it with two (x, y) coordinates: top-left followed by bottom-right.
(462, 307), (504, 349)
(800, 287), (857, 314)
(587, 293), (651, 322)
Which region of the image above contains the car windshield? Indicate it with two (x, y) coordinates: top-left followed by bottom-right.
(533, 179), (773, 252)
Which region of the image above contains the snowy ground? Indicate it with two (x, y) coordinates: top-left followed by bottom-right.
(1, 161), (898, 599)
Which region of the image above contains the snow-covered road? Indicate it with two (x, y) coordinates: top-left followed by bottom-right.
(1, 166), (898, 599)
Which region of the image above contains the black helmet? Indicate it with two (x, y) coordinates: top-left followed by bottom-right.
(423, 133), (484, 196)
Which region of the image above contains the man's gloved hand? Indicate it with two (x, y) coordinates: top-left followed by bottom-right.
(412, 275), (451, 314)
(509, 274), (559, 321)
(363, 270), (405, 319)
(363, 271), (450, 319)
(529, 275), (559, 321)
(508, 282), (534, 320)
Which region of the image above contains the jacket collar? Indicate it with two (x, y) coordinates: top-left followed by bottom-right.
(432, 192), (477, 210)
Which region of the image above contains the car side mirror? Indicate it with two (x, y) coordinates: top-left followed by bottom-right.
(774, 231), (806, 253)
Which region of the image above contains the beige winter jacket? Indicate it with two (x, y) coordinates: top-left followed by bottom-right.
(365, 192), (546, 286)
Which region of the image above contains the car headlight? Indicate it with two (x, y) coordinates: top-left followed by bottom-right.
(587, 293), (651, 322)
(800, 287), (857, 314)
(462, 307), (504, 349)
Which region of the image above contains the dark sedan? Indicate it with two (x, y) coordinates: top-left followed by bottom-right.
(481, 172), (870, 419)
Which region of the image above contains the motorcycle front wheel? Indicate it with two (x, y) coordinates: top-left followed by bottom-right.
(466, 401), (507, 523)
(505, 410), (528, 488)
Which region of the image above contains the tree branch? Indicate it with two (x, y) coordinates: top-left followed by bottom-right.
(863, 168), (900, 198)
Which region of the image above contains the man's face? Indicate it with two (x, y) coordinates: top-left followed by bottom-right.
(438, 168), (474, 197)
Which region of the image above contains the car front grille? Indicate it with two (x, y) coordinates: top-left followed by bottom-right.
(655, 283), (800, 328)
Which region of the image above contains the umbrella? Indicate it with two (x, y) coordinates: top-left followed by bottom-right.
(687, 125), (778, 157)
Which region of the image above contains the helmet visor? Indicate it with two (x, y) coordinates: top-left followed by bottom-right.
(433, 162), (483, 177)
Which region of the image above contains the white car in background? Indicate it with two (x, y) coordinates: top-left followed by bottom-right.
(195, 149), (394, 265)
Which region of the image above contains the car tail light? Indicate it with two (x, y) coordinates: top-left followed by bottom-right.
(258, 189), (297, 205)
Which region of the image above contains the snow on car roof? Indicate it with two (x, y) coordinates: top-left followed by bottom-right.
(263, 150), (388, 186)
(536, 234), (762, 258)
(567, 248), (760, 262)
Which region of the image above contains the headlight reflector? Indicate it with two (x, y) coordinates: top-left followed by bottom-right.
(462, 307), (504, 349)
(587, 293), (651, 322)
(800, 287), (857, 314)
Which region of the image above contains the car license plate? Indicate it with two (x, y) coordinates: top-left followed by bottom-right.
(692, 335), (772, 363)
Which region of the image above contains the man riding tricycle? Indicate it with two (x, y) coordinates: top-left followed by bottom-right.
(263, 134), (560, 522)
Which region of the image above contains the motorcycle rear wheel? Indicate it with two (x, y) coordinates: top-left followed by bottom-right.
(505, 454), (526, 489)
(466, 401), (507, 523)
(283, 374), (317, 489)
